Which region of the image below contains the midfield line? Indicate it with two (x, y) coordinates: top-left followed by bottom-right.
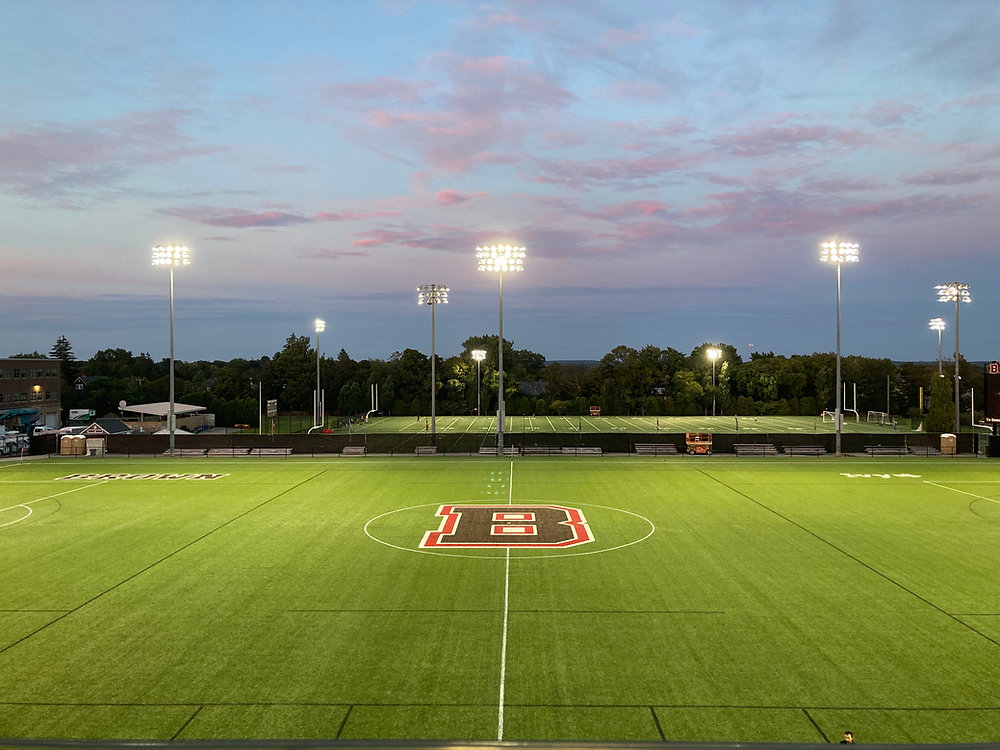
(497, 459), (513, 741)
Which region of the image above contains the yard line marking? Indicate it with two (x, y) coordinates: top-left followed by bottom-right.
(498, 547), (510, 741)
(498, 459), (514, 741)
(924, 481), (1000, 505)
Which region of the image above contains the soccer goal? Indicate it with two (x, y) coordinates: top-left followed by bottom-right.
(821, 410), (837, 423)
(867, 410), (890, 426)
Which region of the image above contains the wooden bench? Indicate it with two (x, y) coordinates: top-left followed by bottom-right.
(865, 445), (906, 456)
(251, 447), (293, 457)
(733, 443), (780, 456)
(341, 446), (366, 456)
(784, 446), (827, 456)
(561, 446), (603, 456)
(414, 445), (438, 456)
(207, 447), (251, 457)
(634, 443), (678, 456)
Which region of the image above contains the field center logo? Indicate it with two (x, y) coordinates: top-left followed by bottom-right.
(420, 504), (593, 549)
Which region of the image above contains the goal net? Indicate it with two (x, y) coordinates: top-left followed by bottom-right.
(821, 410), (837, 423)
(867, 411), (890, 425)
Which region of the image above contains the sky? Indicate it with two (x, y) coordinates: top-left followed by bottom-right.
(2, 0), (999, 365)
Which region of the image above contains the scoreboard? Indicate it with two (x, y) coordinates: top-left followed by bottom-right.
(986, 362), (1000, 424)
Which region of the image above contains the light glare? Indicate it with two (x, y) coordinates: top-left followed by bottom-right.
(935, 283), (971, 304)
(928, 317), (946, 332)
(151, 244), (190, 267)
(417, 283), (449, 305)
(819, 240), (859, 264)
(477, 244), (525, 273)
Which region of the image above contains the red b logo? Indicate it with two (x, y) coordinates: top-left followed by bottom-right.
(420, 505), (593, 549)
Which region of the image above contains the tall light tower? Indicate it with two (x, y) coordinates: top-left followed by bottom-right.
(820, 240), (859, 457)
(151, 244), (190, 456)
(472, 349), (487, 416)
(707, 347), (722, 416)
(314, 319), (325, 428)
(936, 283), (971, 433)
(417, 284), (448, 437)
(476, 244), (525, 453)
(928, 317), (946, 377)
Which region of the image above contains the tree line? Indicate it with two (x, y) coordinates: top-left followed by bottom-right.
(33, 333), (982, 432)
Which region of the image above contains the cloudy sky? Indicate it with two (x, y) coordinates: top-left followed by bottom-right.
(2, 0), (998, 364)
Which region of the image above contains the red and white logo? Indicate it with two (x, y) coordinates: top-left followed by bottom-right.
(420, 504), (593, 549)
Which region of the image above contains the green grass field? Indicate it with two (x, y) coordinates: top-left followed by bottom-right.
(337, 414), (911, 435)
(2, 455), (999, 744)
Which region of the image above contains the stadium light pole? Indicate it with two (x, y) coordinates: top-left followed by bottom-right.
(707, 347), (722, 416)
(820, 240), (859, 457)
(472, 349), (487, 416)
(417, 284), (448, 438)
(936, 283), (971, 433)
(477, 244), (525, 453)
(928, 317), (946, 377)
(151, 244), (190, 456)
(314, 319), (325, 428)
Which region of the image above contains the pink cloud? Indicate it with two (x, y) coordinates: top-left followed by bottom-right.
(297, 248), (371, 259)
(903, 167), (1000, 186)
(527, 152), (704, 188)
(542, 131), (589, 148)
(586, 201), (671, 220)
(434, 189), (486, 206)
(321, 77), (427, 104)
(861, 100), (919, 127)
(315, 209), (402, 221)
(157, 206), (312, 228)
(348, 225), (478, 254)
(712, 124), (869, 157)
(0, 109), (222, 199)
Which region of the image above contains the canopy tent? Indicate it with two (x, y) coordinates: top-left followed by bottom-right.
(122, 402), (206, 419)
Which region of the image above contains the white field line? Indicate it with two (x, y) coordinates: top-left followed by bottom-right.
(0, 483), (103, 529)
(544, 416), (556, 432)
(497, 459), (514, 740)
(924, 481), (1000, 505)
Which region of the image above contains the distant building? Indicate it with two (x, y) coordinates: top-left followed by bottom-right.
(0, 358), (62, 431)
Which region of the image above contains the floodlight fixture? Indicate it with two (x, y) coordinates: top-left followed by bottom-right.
(477, 244), (526, 452)
(707, 348), (722, 416)
(151, 244), (191, 456)
(928, 317), (946, 376)
(819, 240), (859, 265)
(471, 349), (487, 417)
(819, 239), (859, 456)
(417, 284), (448, 437)
(936, 283), (971, 433)
(314, 319), (326, 427)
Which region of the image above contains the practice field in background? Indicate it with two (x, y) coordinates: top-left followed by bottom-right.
(2, 456), (999, 744)
(340, 414), (910, 435)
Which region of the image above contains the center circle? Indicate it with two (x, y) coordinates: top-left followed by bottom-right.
(363, 500), (655, 559)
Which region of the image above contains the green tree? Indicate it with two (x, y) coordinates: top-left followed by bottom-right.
(925, 376), (954, 432)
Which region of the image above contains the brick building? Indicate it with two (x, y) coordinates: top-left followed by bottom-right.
(0, 358), (62, 431)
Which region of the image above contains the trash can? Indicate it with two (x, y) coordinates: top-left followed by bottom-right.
(940, 433), (957, 455)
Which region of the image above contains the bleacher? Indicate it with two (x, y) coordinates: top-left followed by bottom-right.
(522, 446), (561, 456)
(164, 448), (207, 457)
(908, 445), (941, 456)
(783, 445), (827, 456)
(478, 446), (521, 456)
(865, 445), (906, 456)
(207, 447), (251, 457)
(633, 443), (678, 456)
(733, 443), (780, 456)
(560, 446), (602, 456)
(249, 447), (293, 457)
(341, 446), (366, 456)
(414, 445), (438, 456)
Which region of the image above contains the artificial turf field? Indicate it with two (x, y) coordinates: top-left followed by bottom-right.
(2, 455), (999, 744)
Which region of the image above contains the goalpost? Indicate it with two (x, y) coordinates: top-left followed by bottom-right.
(867, 410), (890, 426)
